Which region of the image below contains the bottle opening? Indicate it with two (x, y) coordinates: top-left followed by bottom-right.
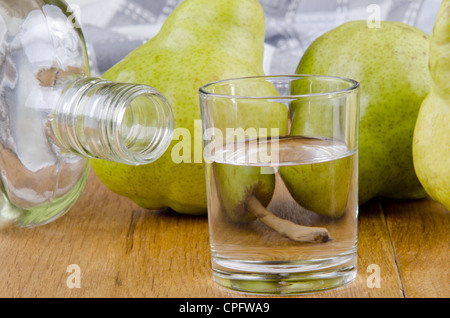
(118, 92), (173, 165)
(54, 78), (174, 165)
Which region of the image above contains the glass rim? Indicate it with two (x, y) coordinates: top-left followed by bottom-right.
(199, 74), (360, 99)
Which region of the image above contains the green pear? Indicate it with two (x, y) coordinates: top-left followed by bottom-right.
(413, 0), (450, 210)
(296, 21), (431, 205)
(280, 149), (354, 218)
(213, 163), (330, 242)
(213, 163), (274, 223)
(91, 0), (268, 215)
(279, 78), (357, 218)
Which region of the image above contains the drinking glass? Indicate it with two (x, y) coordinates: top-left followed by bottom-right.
(199, 75), (360, 294)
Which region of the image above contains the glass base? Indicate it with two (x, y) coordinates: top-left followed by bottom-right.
(211, 253), (357, 295)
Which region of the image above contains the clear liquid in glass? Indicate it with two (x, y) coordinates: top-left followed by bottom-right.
(204, 136), (358, 293)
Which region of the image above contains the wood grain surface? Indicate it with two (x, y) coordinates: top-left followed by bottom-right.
(0, 169), (448, 298)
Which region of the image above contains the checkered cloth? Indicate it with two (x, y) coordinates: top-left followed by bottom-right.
(68, 0), (441, 76)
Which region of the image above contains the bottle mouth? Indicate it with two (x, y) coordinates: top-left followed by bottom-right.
(53, 78), (174, 165)
(113, 85), (174, 165)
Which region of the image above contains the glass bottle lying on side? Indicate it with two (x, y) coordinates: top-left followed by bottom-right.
(0, 0), (174, 228)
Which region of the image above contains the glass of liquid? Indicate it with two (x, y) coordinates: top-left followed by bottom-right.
(199, 75), (360, 294)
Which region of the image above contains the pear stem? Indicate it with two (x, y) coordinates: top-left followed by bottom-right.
(247, 196), (331, 243)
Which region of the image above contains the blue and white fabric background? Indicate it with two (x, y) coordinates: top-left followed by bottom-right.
(65, 0), (442, 77)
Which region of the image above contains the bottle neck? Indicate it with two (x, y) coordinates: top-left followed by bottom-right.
(52, 77), (174, 165)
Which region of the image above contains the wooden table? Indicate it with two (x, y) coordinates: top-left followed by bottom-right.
(0, 169), (448, 298)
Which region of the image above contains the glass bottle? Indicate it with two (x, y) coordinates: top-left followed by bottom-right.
(0, 0), (174, 228)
